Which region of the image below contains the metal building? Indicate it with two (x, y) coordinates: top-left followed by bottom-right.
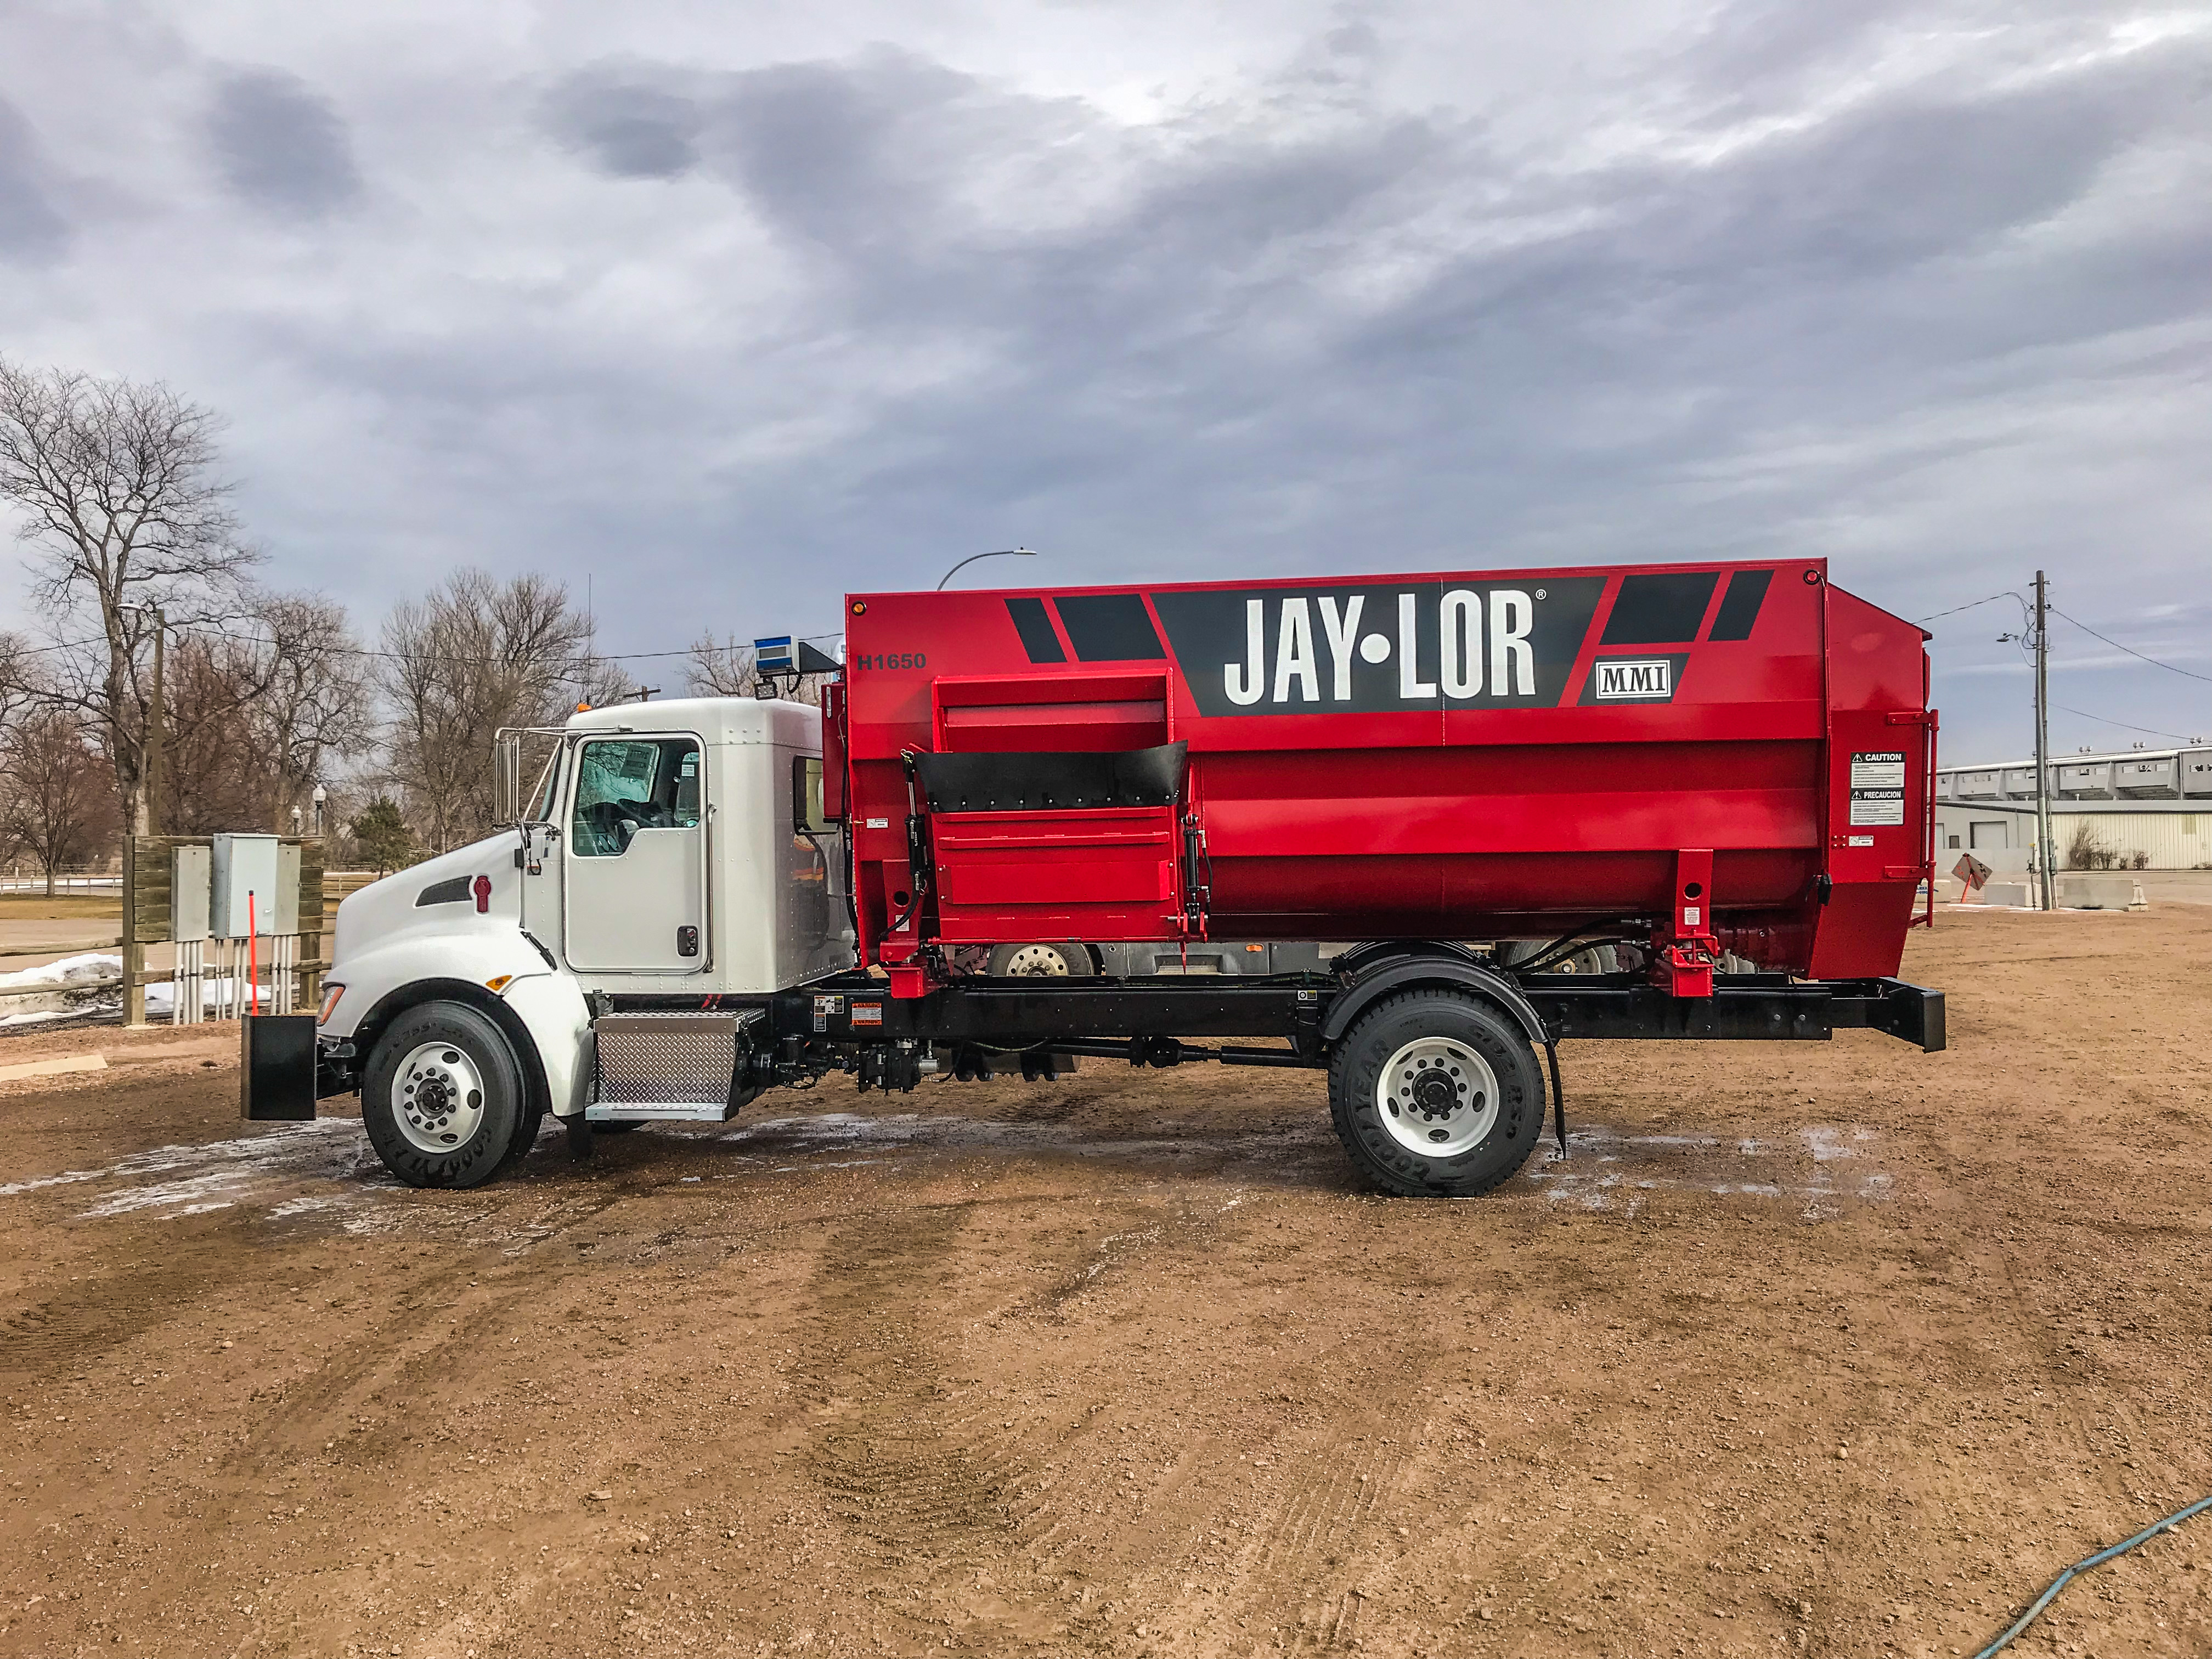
(1935, 742), (2212, 871)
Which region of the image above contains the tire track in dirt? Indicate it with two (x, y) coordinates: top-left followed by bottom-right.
(800, 1203), (1026, 1577)
(1172, 1294), (1455, 1658)
(993, 1193), (1436, 1655)
(0, 1241), (243, 1383)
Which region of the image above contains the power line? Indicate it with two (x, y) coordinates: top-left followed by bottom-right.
(16, 621), (845, 672)
(1916, 592), (2025, 625)
(2049, 704), (2197, 744)
(12, 633), (112, 657)
(2050, 607), (2212, 684)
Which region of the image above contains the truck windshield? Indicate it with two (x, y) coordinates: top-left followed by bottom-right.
(571, 737), (702, 856)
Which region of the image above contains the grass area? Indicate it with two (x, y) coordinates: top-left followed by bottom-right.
(0, 894), (123, 922)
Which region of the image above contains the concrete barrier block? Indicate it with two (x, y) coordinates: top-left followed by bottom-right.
(2057, 874), (2136, 910)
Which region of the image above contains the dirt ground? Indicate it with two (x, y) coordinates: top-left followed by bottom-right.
(2, 907), (2208, 1659)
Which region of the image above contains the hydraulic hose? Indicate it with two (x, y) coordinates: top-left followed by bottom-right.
(1510, 918), (1637, 977)
(1971, 1489), (2212, 1657)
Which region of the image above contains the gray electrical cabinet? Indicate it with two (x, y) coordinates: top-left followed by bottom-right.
(274, 842), (301, 935)
(172, 844), (211, 943)
(211, 833), (281, 939)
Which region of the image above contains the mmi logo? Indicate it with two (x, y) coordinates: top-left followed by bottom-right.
(1593, 658), (1673, 701)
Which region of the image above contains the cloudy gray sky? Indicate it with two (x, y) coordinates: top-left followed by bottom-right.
(3, 0), (2207, 761)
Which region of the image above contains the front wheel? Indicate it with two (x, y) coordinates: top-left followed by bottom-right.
(362, 1001), (531, 1189)
(1328, 990), (1547, 1198)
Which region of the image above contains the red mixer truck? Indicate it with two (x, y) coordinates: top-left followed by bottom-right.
(269, 556), (1943, 1199)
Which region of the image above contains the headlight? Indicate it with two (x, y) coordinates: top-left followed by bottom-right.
(317, 983), (345, 1025)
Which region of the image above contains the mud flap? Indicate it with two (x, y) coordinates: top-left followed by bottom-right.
(241, 1013), (319, 1121)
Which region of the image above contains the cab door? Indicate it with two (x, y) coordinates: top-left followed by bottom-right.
(561, 733), (707, 973)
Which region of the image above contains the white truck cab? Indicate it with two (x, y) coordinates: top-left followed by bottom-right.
(316, 697), (849, 1187)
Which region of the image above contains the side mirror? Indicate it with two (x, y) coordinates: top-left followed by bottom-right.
(495, 732), (523, 825)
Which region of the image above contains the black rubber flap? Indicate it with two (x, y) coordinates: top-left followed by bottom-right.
(242, 1013), (319, 1121)
(916, 742), (1187, 813)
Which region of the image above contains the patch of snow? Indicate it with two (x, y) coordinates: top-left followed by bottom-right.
(0, 952), (269, 1025)
(0, 952), (123, 1026)
(1526, 1124), (1892, 1217)
(0, 1119), (373, 1221)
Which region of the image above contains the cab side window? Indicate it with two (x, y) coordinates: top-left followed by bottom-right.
(571, 738), (701, 856)
(793, 756), (829, 833)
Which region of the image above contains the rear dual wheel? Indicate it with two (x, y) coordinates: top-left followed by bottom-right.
(1328, 990), (1547, 1198)
(1496, 940), (1618, 975)
(988, 943), (1094, 977)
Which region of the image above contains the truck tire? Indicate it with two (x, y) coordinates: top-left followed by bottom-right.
(1497, 940), (1618, 975)
(1328, 990), (1546, 1198)
(988, 943), (1094, 977)
(362, 1002), (532, 1190)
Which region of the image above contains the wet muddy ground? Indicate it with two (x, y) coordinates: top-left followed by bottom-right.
(2, 906), (2208, 1658)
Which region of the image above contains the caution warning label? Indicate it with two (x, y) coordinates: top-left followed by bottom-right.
(1849, 790), (1905, 826)
(1850, 751), (1907, 790)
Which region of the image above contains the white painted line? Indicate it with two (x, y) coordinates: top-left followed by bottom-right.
(0, 1052), (109, 1083)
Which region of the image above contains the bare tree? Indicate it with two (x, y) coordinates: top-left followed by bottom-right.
(0, 708), (120, 896)
(0, 358), (260, 833)
(242, 592), (374, 832)
(155, 628), (281, 836)
(377, 569), (612, 853)
(0, 629), (42, 729)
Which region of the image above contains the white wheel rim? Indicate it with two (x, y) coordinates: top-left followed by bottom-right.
(1375, 1036), (1498, 1158)
(393, 1040), (487, 1152)
(1003, 944), (1071, 976)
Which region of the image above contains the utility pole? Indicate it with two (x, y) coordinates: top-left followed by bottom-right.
(117, 602), (166, 1027)
(2033, 571), (2053, 912)
(146, 606), (165, 838)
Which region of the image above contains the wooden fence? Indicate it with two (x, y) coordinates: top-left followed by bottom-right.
(121, 837), (332, 1027)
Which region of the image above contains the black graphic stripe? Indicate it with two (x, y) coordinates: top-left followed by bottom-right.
(1599, 571), (1720, 645)
(1054, 592), (1164, 661)
(1707, 568), (1773, 641)
(1005, 595), (1065, 664)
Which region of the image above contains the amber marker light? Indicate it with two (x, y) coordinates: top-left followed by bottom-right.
(484, 975), (515, 994)
(316, 984), (345, 1024)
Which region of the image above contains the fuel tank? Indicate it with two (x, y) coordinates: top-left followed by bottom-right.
(836, 559), (1934, 981)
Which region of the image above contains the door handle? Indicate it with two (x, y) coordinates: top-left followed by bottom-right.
(677, 925), (699, 958)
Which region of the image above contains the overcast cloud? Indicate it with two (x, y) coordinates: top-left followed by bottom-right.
(1, 0), (2207, 759)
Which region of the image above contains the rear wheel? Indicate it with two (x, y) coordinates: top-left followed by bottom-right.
(1328, 990), (1546, 1198)
(362, 1001), (531, 1189)
(1496, 940), (1618, 975)
(988, 943), (1095, 977)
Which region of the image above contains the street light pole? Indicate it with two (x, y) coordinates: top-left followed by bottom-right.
(936, 548), (1037, 590)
